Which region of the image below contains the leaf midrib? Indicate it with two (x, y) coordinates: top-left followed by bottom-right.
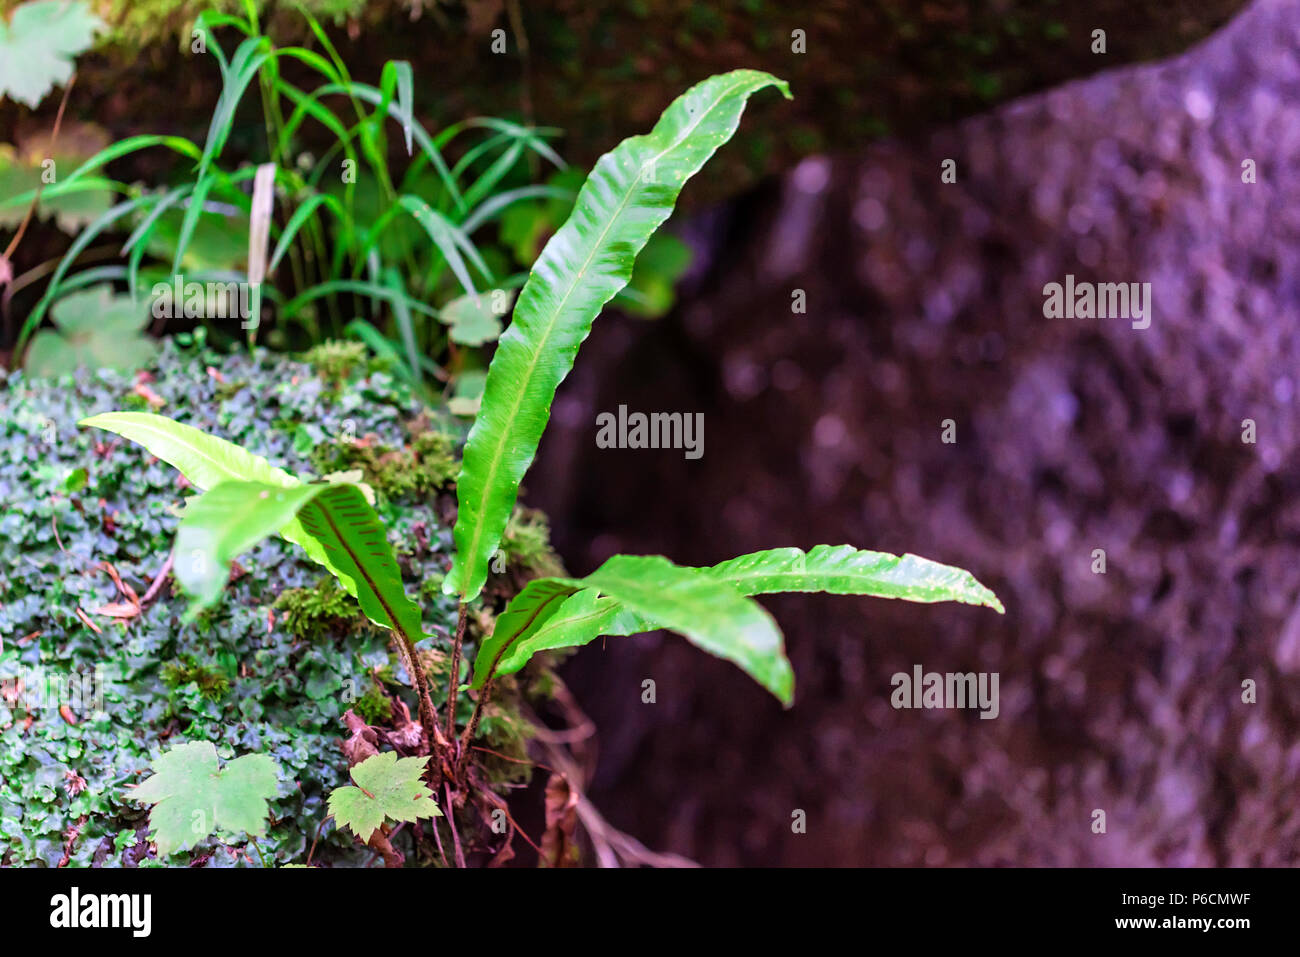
(307, 493), (414, 642)
(483, 585), (574, 681)
(457, 74), (756, 592)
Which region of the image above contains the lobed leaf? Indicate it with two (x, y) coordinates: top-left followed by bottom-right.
(445, 70), (790, 602)
(328, 752), (440, 843)
(0, 0), (103, 108)
(130, 741), (278, 857)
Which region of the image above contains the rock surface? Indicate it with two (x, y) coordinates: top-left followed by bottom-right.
(531, 0), (1300, 866)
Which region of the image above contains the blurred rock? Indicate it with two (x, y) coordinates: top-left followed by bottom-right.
(531, 0), (1300, 866)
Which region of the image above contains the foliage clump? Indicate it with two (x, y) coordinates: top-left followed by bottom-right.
(160, 656), (231, 700)
(273, 577), (365, 641)
(302, 339), (374, 390)
(309, 426), (459, 500)
(352, 683), (393, 725)
(0, 339), (549, 867)
(500, 507), (564, 577)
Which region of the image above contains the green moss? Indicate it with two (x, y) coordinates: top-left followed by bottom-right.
(499, 507), (563, 577)
(274, 577), (364, 641)
(160, 656), (230, 700)
(58, 0), (375, 48)
(353, 685), (392, 724)
(1, 340), (553, 867)
(476, 697), (535, 787)
(302, 339), (372, 390)
(309, 425), (459, 500)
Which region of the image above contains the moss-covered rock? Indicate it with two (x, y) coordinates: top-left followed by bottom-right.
(0, 0), (1247, 211)
(0, 336), (559, 866)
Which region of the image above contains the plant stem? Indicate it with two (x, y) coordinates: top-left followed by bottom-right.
(445, 783), (466, 868)
(456, 678), (491, 778)
(444, 603), (468, 741)
(391, 630), (441, 750)
(249, 837), (267, 868)
(305, 814), (332, 867)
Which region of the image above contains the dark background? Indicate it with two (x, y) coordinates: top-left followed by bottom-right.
(528, 0), (1300, 866)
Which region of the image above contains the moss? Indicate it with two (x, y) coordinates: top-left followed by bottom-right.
(476, 701), (535, 787)
(302, 339), (371, 390)
(353, 685), (392, 724)
(63, 0), (376, 48)
(274, 577), (365, 641)
(309, 425), (459, 500)
(499, 507), (563, 577)
(419, 574), (446, 603)
(160, 657), (230, 700)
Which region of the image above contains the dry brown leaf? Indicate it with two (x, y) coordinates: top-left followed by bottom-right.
(341, 709), (379, 767)
(131, 381), (165, 409)
(540, 772), (580, 868)
(93, 601), (140, 619)
(98, 561), (141, 604)
(73, 608), (102, 634)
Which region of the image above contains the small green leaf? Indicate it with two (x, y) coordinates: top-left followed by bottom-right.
(438, 289), (515, 346)
(0, 0), (103, 108)
(328, 752), (440, 843)
(25, 284), (157, 377)
(130, 741), (278, 857)
(61, 467), (87, 493)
